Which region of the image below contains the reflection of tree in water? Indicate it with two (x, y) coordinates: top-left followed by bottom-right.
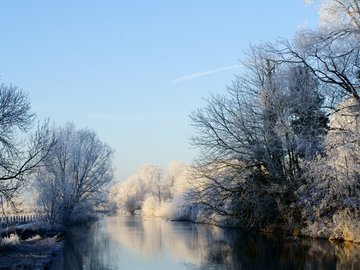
(50, 216), (360, 269)
(107, 215), (207, 264)
(50, 221), (114, 270)
(326, 241), (360, 269)
(192, 231), (360, 270)
(108, 216), (360, 269)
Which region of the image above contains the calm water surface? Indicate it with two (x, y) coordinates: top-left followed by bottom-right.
(50, 215), (360, 270)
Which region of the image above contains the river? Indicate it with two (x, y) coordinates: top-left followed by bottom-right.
(49, 215), (360, 269)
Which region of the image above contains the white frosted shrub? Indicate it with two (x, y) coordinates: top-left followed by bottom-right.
(299, 99), (360, 242)
(1, 233), (20, 246)
(142, 196), (159, 218)
(331, 210), (360, 242)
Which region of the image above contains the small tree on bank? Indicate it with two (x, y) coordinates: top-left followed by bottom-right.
(35, 123), (114, 225)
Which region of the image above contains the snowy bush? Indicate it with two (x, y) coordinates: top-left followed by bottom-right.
(331, 209), (360, 242)
(0, 233), (20, 246)
(299, 98), (360, 242)
(166, 192), (195, 221)
(142, 196), (159, 218)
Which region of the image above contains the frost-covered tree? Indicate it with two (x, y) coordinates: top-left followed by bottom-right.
(138, 165), (164, 203)
(110, 165), (157, 215)
(110, 175), (148, 214)
(287, 66), (328, 160)
(274, 0), (360, 102)
(35, 123), (113, 225)
(299, 98), (360, 241)
(319, 0), (360, 31)
(298, 99), (360, 242)
(163, 161), (189, 196)
(190, 45), (328, 229)
(0, 84), (55, 207)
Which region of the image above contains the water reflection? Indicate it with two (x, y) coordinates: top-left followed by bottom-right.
(50, 215), (360, 270)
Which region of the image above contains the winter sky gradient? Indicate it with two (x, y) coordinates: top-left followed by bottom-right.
(0, 1), (319, 181)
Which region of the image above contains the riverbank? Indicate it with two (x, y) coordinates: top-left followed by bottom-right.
(140, 205), (360, 244)
(0, 224), (64, 269)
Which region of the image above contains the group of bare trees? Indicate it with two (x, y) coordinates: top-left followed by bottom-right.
(189, 0), (360, 238)
(0, 84), (114, 226)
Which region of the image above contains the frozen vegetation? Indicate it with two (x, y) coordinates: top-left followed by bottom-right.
(111, 0), (360, 242)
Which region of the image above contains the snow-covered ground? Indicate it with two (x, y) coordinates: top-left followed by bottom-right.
(0, 223), (64, 269)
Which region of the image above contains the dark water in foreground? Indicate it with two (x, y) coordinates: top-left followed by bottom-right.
(50, 215), (360, 270)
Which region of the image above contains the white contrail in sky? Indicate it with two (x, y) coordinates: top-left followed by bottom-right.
(88, 113), (115, 120)
(171, 64), (242, 84)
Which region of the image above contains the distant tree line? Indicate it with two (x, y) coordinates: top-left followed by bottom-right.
(110, 161), (189, 217)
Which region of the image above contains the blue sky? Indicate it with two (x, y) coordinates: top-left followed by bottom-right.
(0, 1), (319, 181)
